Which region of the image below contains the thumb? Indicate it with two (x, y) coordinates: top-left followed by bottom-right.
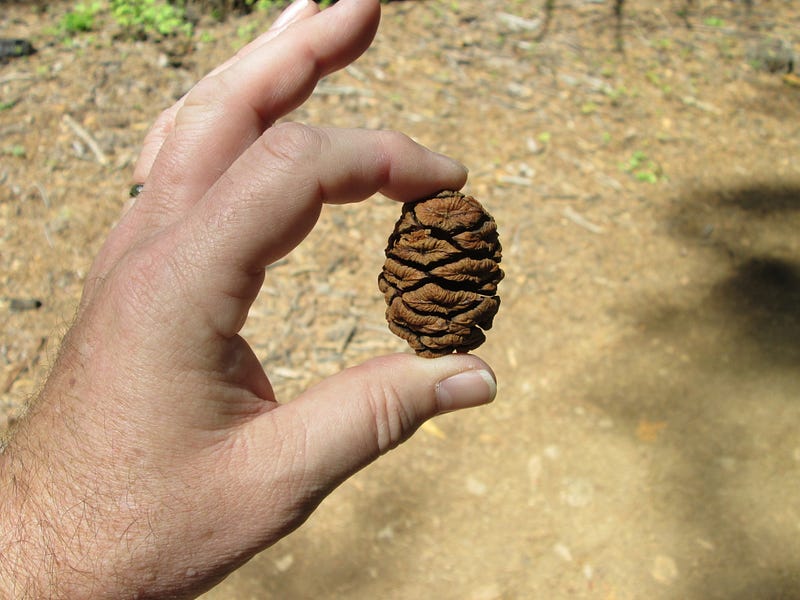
(266, 353), (496, 491)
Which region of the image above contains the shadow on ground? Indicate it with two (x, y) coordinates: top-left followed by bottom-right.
(579, 182), (800, 599)
(673, 182), (800, 363)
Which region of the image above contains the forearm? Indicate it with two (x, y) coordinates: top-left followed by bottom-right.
(0, 401), (138, 600)
(1, 424), (67, 599)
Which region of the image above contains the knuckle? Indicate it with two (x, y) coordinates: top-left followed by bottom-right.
(114, 247), (168, 312)
(378, 129), (416, 153)
(182, 75), (229, 111)
(383, 129), (413, 144)
(109, 238), (187, 325)
(173, 76), (230, 134)
(260, 122), (323, 168)
(364, 380), (416, 455)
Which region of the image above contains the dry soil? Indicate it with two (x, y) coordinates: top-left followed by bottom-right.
(2, 1), (800, 598)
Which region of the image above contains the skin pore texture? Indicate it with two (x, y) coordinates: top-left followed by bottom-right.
(0, 1), (496, 598)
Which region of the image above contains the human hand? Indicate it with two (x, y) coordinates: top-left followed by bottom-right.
(0, 0), (496, 598)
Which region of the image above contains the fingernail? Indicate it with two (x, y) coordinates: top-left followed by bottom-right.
(272, 0), (309, 30)
(436, 369), (496, 412)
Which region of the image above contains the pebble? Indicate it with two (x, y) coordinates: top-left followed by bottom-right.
(516, 162), (535, 178)
(466, 476), (488, 496)
(553, 542), (573, 562)
(506, 347), (518, 368)
(526, 137), (543, 155)
(497, 13), (542, 33)
(273, 554), (294, 573)
(561, 478), (594, 508)
(544, 445), (561, 460)
(507, 82), (533, 98)
(499, 175), (534, 187)
(651, 555), (678, 584)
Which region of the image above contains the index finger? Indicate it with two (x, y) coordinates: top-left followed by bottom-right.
(180, 124), (469, 338)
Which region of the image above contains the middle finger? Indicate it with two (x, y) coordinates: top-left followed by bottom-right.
(132, 0), (320, 184)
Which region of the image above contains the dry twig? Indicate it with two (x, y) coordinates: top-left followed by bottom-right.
(63, 114), (109, 166)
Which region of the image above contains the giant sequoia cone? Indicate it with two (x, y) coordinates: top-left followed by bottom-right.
(378, 190), (504, 357)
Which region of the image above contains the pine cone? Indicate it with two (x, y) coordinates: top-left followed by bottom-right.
(378, 190), (503, 357)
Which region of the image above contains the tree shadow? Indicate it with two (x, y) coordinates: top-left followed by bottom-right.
(712, 183), (800, 214)
(712, 256), (800, 366)
(581, 181), (800, 598)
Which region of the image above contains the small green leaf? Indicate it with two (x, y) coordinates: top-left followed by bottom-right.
(4, 145), (27, 158)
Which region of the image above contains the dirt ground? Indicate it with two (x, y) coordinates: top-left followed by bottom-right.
(2, 0), (800, 598)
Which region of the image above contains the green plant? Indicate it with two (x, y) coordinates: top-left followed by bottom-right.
(645, 70), (672, 95)
(236, 22), (258, 40)
(3, 145), (26, 158)
(620, 150), (662, 183)
(604, 85), (631, 106)
(704, 16), (724, 27)
(580, 101), (599, 115)
(194, 0), (285, 20)
(111, 0), (193, 38)
(231, 21), (258, 49)
(246, 0), (281, 10)
(60, 2), (103, 34)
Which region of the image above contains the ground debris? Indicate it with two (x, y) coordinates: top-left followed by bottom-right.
(3, 1), (800, 598)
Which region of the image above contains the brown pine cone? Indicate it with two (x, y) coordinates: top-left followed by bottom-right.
(378, 190), (504, 358)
